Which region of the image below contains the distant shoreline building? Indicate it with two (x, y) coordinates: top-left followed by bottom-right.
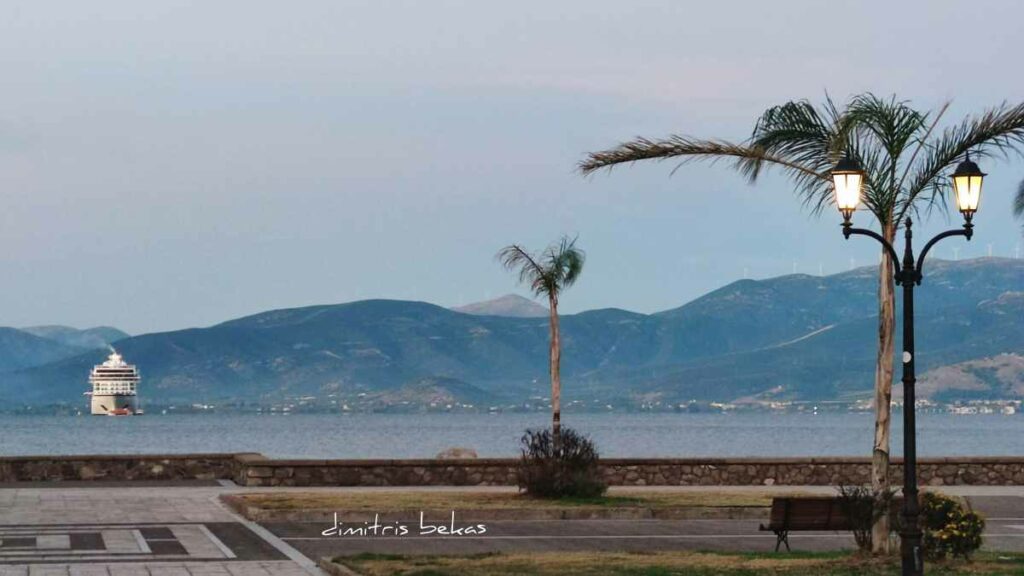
(86, 349), (141, 415)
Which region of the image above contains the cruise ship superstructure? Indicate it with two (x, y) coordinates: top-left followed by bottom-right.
(87, 349), (141, 415)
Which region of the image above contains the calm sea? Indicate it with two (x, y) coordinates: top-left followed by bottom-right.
(0, 412), (1020, 459)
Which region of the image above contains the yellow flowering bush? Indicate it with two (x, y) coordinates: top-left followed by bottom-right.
(920, 492), (985, 560)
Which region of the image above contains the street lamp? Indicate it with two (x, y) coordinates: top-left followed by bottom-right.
(951, 152), (985, 223)
(831, 153), (982, 576)
(832, 155), (863, 222)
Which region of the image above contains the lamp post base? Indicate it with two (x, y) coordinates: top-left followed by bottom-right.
(900, 528), (923, 576)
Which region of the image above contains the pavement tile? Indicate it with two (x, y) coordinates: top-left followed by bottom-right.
(168, 527), (223, 559)
(147, 567), (190, 576)
(27, 567), (70, 576)
(225, 565), (270, 576)
(183, 566), (231, 576)
(68, 567), (110, 576)
(106, 565), (151, 576)
(36, 536), (71, 550)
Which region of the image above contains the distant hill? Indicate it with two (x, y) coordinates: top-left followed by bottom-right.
(0, 328), (91, 372)
(452, 294), (549, 317)
(21, 325), (129, 350)
(1, 257), (1021, 407)
(916, 352), (1024, 402)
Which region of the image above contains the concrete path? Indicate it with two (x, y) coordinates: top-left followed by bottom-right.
(3, 483), (1024, 575)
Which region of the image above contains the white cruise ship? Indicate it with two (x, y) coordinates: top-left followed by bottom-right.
(87, 349), (141, 415)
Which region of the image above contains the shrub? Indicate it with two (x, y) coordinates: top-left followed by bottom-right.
(921, 491), (960, 530)
(516, 427), (607, 498)
(836, 485), (896, 552)
(920, 492), (985, 560)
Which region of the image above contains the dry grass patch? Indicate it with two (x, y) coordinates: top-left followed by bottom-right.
(335, 551), (1024, 576)
(237, 489), (773, 512)
(338, 551), (833, 576)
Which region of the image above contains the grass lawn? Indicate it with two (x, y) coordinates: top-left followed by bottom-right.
(333, 551), (1024, 576)
(236, 489), (773, 511)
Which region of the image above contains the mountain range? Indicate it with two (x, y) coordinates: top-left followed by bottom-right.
(0, 257), (1020, 408)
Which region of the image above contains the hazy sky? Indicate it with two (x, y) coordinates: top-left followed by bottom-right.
(1, 0), (1022, 334)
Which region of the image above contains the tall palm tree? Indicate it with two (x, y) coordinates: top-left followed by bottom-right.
(581, 94), (1024, 551)
(498, 236), (585, 450)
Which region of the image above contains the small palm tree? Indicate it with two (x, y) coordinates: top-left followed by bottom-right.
(498, 236), (585, 450)
(581, 94), (1024, 551)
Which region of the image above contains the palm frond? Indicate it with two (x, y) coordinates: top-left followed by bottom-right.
(1015, 179), (1024, 218)
(747, 100), (835, 168)
(742, 99), (848, 215)
(895, 101), (950, 197)
(579, 135), (828, 181)
(496, 244), (550, 297)
(903, 102), (1024, 222)
(549, 236), (585, 289)
(849, 143), (891, 221)
(847, 95), (926, 162)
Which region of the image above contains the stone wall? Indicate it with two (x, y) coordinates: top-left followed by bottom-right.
(237, 456), (1024, 488)
(235, 455), (517, 487)
(599, 458), (1024, 487)
(2, 454), (1024, 486)
(0, 453), (248, 482)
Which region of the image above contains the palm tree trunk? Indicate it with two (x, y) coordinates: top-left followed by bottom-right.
(871, 221), (897, 554)
(549, 294), (562, 453)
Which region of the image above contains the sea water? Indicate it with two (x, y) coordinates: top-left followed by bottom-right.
(0, 412), (1020, 459)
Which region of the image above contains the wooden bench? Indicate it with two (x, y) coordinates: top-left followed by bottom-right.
(759, 496), (903, 551)
(758, 497), (853, 552)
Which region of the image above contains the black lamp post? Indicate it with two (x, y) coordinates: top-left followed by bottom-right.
(831, 153), (984, 576)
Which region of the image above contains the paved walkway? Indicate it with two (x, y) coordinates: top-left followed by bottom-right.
(0, 483), (324, 576)
(3, 483), (1024, 575)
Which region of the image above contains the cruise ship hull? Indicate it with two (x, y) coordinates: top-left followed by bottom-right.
(90, 394), (138, 415)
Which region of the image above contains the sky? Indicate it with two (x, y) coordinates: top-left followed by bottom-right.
(0, 0), (1022, 334)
